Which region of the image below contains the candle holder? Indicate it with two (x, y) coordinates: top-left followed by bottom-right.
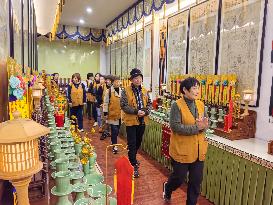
(83, 161), (90, 175)
(75, 143), (83, 156)
(83, 173), (104, 186)
(68, 161), (79, 171)
(74, 198), (95, 205)
(209, 107), (217, 120)
(55, 157), (70, 172)
(241, 89), (254, 117)
(209, 107), (218, 128)
(70, 171), (84, 185)
(89, 152), (97, 172)
(218, 109), (225, 122)
(51, 171), (73, 205)
(68, 154), (78, 163)
(93, 197), (117, 205)
(73, 183), (88, 201)
(87, 183), (112, 198)
(54, 149), (66, 160)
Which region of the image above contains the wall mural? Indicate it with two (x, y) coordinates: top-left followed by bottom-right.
(218, 0), (266, 106)
(12, 0), (22, 65)
(188, 0), (218, 74)
(159, 19), (167, 85)
(128, 33), (137, 71)
(167, 11), (188, 81)
(110, 43), (115, 75)
(136, 30), (144, 71)
(106, 45), (110, 74)
(143, 24), (152, 89)
(0, 0), (8, 61)
(115, 40), (122, 77)
(121, 37), (128, 78)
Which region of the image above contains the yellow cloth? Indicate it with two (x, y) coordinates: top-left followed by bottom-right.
(169, 96), (208, 163)
(123, 86), (149, 126)
(108, 89), (121, 121)
(71, 83), (83, 107)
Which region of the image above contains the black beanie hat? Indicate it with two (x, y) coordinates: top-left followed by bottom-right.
(129, 68), (143, 80)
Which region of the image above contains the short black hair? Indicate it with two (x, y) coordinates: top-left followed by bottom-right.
(180, 77), (200, 94)
(95, 73), (101, 78)
(87, 73), (93, 79)
(52, 73), (59, 77)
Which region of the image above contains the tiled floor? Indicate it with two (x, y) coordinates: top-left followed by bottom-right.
(18, 118), (213, 205)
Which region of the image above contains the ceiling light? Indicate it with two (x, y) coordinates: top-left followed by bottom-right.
(79, 19), (85, 24)
(86, 7), (92, 13)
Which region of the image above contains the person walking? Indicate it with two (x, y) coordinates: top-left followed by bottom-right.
(103, 76), (122, 153)
(92, 73), (101, 127)
(67, 73), (86, 132)
(83, 73), (95, 120)
(163, 77), (209, 205)
(120, 68), (151, 178)
(96, 75), (106, 133)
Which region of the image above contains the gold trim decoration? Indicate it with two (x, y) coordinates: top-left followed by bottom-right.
(51, 0), (65, 40)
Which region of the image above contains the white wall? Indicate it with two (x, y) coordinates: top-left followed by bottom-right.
(253, 0), (273, 141)
(101, 1), (273, 142)
(151, 14), (160, 99)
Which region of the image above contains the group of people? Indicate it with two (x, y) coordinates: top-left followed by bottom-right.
(52, 69), (152, 178)
(51, 70), (209, 205)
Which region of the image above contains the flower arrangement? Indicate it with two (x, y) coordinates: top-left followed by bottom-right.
(9, 75), (27, 102)
(80, 135), (94, 165)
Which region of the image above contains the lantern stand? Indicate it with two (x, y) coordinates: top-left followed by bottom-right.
(0, 111), (50, 205)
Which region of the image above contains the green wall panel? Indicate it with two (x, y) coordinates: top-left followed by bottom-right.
(38, 40), (100, 78)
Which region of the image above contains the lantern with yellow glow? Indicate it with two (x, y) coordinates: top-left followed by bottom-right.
(0, 111), (50, 205)
(241, 89), (254, 117)
(32, 82), (45, 109)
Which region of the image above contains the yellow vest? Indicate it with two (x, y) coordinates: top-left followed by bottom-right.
(86, 80), (96, 102)
(71, 83), (83, 107)
(108, 89), (121, 121)
(123, 85), (149, 126)
(51, 80), (59, 90)
(169, 96), (208, 163)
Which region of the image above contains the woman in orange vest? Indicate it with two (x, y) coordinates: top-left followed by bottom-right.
(67, 73), (86, 132)
(163, 77), (209, 205)
(103, 76), (121, 154)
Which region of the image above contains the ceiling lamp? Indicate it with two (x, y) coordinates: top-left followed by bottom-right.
(87, 7), (92, 13)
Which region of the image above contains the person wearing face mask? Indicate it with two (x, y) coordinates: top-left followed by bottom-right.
(67, 73), (86, 132)
(163, 77), (209, 205)
(120, 68), (152, 178)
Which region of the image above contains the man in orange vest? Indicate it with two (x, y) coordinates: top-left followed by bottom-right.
(163, 77), (209, 205)
(120, 68), (152, 178)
